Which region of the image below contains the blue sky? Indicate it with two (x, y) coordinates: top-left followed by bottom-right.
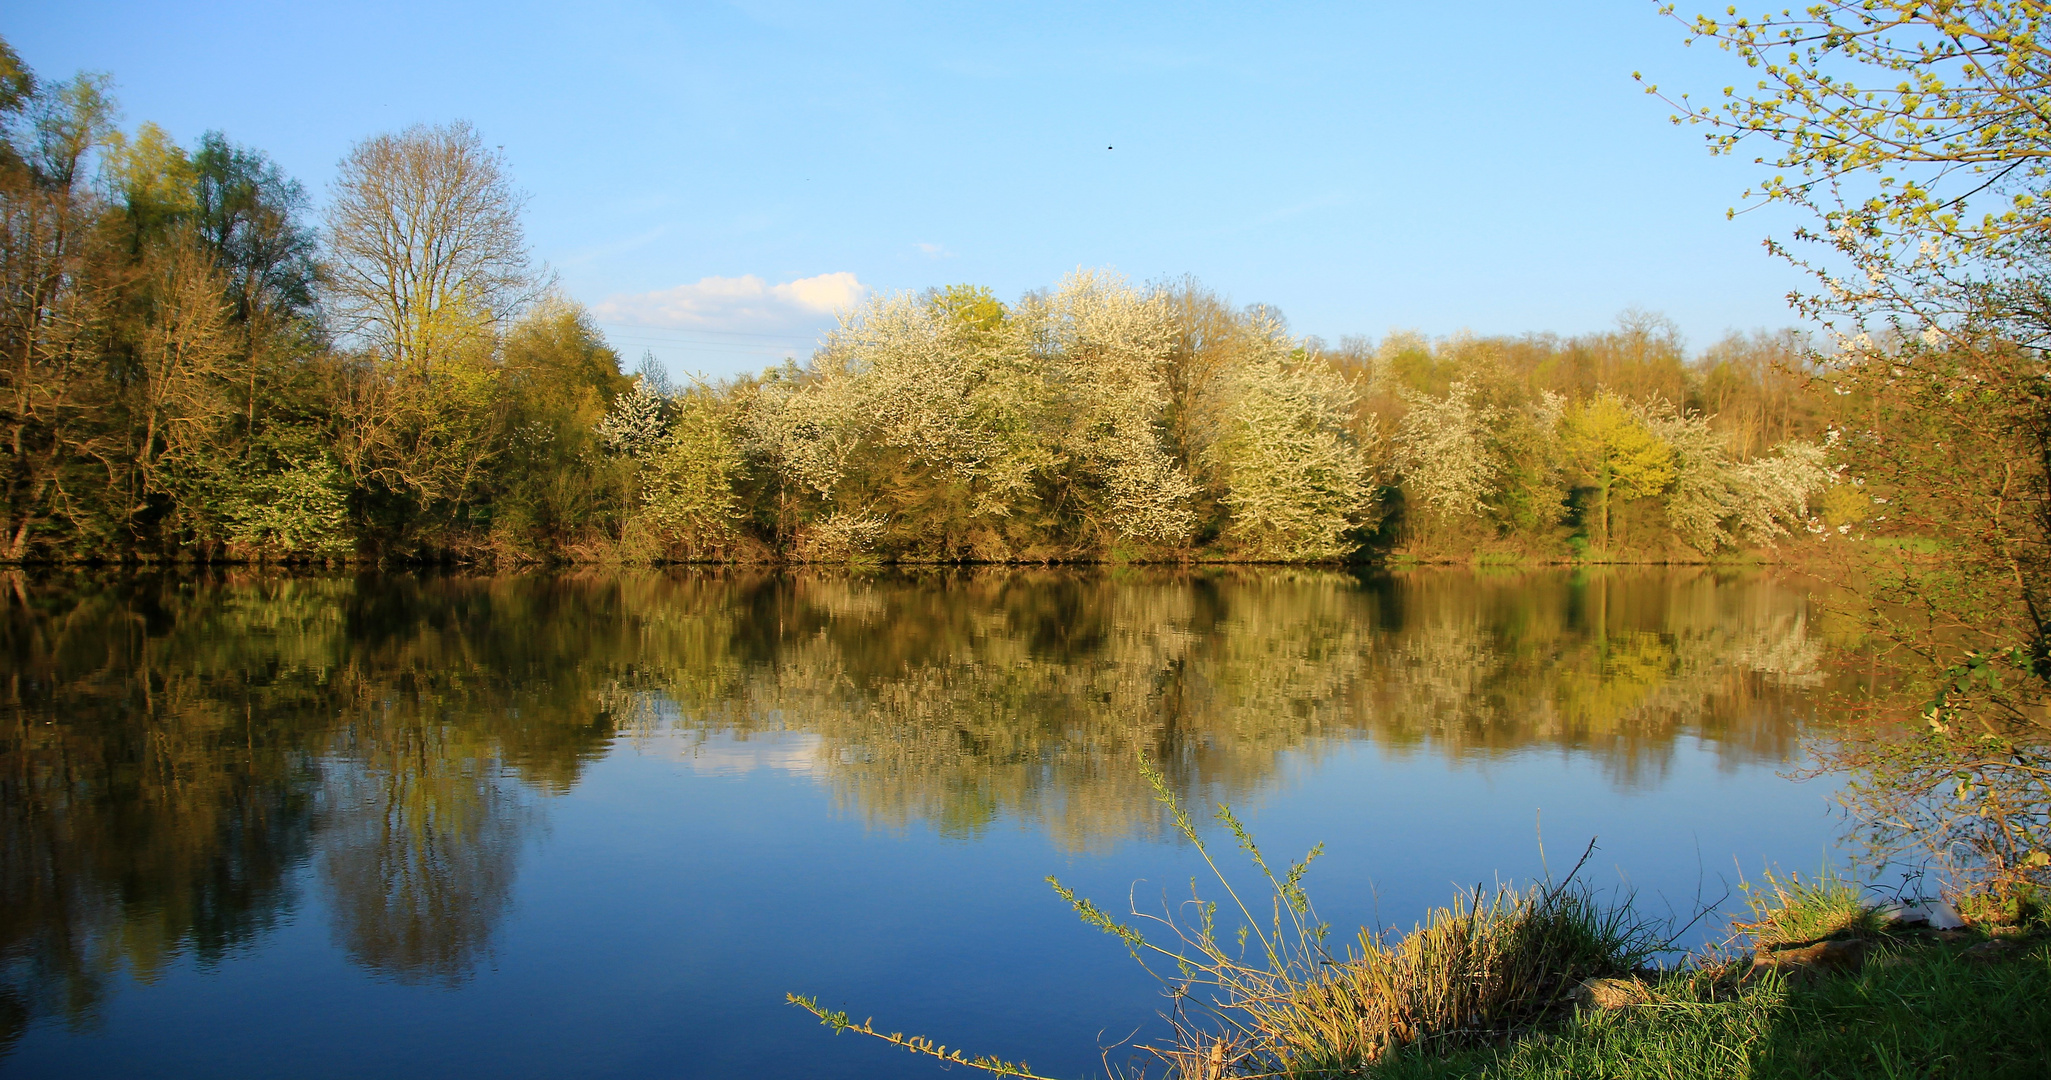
(11, 1), (1806, 380)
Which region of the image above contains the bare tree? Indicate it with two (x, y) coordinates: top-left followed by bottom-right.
(125, 237), (237, 519)
(324, 121), (534, 368)
(323, 122), (534, 511)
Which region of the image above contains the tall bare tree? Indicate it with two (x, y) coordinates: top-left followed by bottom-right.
(324, 121), (532, 367)
(324, 122), (534, 518)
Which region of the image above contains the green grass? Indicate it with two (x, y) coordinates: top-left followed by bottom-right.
(1373, 937), (2051, 1079)
(1733, 867), (1885, 947)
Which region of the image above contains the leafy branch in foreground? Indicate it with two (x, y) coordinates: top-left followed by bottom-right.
(1824, 647), (2051, 906)
(1651, 0), (2051, 926)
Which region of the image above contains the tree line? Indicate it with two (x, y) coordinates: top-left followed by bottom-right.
(0, 39), (1838, 566)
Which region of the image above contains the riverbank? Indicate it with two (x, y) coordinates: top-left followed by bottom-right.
(1382, 931), (2051, 1078)
(1253, 870), (2051, 1079)
(1223, 872), (2051, 1079)
(0, 546), (1799, 569)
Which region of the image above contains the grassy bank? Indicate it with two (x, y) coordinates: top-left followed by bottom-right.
(1382, 863), (2051, 1080)
(1107, 867), (2051, 1078)
(1377, 932), (2051, 1079)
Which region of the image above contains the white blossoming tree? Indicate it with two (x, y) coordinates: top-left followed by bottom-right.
(594, 375), (670, 460)
(1023, 271), (1197, 546)
(1638, 400), (1830, 554)
(1206, 315), (1380, 559)
(1392, 378), (1498, 541)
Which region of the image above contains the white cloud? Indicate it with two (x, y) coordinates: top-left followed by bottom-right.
(593, 271), (868, 334)
(634, 730), (829, 779)
(916, 242), (953, 259)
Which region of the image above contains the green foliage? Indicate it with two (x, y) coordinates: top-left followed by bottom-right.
(1650, 2), (2051, 298)
(490, 298), (630, 557)
(216, 447), (354, 558)
(926, 282), (1007, 336)
(1560, 394), (1674, 551)
(1833, 648), (2051, 902)
(1485, 392), (1570, 539)
(104, 121), (198, 247)
(788, 995), (1058, 1079)
(637, 392), (743, 558)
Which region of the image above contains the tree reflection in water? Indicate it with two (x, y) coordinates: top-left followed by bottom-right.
(0, 566), (1831, 1050)
(625, 569), (1827, 849)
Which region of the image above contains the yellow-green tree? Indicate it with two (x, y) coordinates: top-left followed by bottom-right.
(1559, 393), (1673, 550)
(493, 296), (630, 555)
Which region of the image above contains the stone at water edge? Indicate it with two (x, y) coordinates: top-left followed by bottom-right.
(1572, 977), (1653, 1010)
(1922, 900), (1966, 930)
(1876, 902), (1928, 927)
(1749, 938), (1869, 983)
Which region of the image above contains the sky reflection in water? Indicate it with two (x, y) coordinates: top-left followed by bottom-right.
(1, 568), (1845, 1079)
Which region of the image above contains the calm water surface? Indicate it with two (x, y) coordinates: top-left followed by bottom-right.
(2, 568), (1847, 1078)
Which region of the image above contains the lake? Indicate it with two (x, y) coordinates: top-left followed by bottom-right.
(1, 567), (1849, 1078)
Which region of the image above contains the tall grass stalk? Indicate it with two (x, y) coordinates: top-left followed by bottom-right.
(791, 753), (1666, 1078)
(1046, 755), (1663, 1077)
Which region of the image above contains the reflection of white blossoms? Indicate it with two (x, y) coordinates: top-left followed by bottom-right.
(1720, 613), (1824, 688)
(1364, 573), (1824, 788)
(622, 569), (1827, 847)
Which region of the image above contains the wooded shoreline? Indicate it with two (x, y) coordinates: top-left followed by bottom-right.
(1, 42), (1847, 572)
